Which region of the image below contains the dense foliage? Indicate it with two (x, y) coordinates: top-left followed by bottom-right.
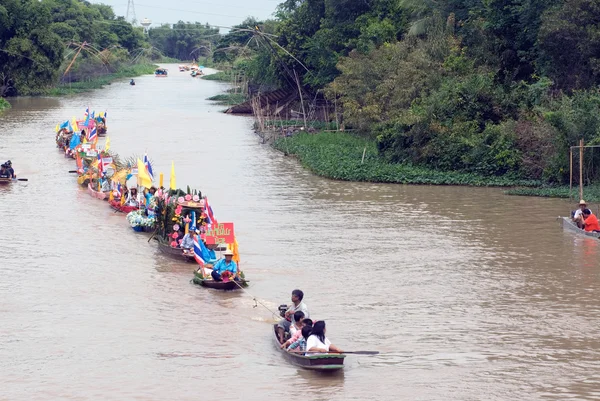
(1, 0), (150, 95)
(218, 0), (600, 185)
(148, 22), (219, 61)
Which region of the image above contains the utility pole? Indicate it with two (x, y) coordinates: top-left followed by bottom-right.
(126, 0), (137, 24)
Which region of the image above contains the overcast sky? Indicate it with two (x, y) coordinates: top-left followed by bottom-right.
(94, 0), (280, 31)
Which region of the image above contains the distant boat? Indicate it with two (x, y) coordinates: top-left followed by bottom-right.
(155, 68), (168, 77)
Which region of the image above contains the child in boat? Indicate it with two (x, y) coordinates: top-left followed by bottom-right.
(287, 325), (312, 353)
(281, 318), (312, 349)
(289, 311), (305, 336)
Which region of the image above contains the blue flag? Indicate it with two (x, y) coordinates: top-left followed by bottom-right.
(69, 133), (81, 149)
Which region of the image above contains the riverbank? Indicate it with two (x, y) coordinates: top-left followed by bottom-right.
(272, 131), (542, 187)
(47, 63), (157, 96)
(0, 98), (10, 112)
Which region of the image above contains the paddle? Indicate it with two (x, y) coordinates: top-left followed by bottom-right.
(16, 178), (28, 181)
(68, 170), (78, 173)
(148, 226), (160, 242)
(304, 351), (379, 355)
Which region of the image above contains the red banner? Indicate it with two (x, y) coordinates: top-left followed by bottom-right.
(203, 223), (235, 244)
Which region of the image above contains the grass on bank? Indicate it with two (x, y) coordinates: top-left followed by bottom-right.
(47, 63), (157, 96)
(0, 98), (10, 112)
(506, 185), (600, 202)
(201, 71), (234, 82)
(207, 93), (247, 105)
(272, 131), (543, 187)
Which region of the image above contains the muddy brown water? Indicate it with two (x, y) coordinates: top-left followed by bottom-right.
(1, 65), (600, 400)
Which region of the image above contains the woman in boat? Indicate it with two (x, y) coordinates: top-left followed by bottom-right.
(127, 187), (139, 207)
(306, 321), (343, 354)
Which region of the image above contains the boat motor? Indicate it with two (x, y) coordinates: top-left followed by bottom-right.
(278, 304), (288, 317)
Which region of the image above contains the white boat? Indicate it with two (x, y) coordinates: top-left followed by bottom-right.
(561, 217), (600, 238)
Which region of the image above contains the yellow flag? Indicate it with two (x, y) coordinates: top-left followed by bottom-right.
(137, 158), (152, 188)
(170, 161), (176, 190)
(55, 124), (59, 133)
(232, 237), (240, 265)
(105, 136), (110, 151)
(72, 117), (79, 132)
(159, 172), (164, 188)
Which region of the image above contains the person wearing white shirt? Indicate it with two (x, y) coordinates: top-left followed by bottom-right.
(305, 320), (343, 354)
(573, 200), (589, 228)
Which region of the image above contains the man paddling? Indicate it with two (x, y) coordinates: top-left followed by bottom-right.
(0, 163), (11, 178)
(211, 249), (238, 281)
(277, 289), (309, 344)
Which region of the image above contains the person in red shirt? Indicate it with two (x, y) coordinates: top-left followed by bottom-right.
(583, 209), (600, 232)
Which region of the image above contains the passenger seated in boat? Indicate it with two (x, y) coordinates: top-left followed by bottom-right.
(4, 160), (15, 178)
(289, 311), (305, 336)
(0, 163), (11, 178)
(306, 321), (343, 354)
(281, 318), (312, 349)
(211, 249), (238, 281)
(287, 325), (313, 353)
(181, 230), (198, 252)
(582, 209), (600, 232)
(572, 200), (589, 228)
(277, 289), (309, 344)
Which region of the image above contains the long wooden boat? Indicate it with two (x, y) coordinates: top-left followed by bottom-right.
(155, 68), (168, 77)
(87, 183), (108, 201)
(0, 177), (13, 185)
(562, 217), (600, 238)
(109, 200), (138, 213)
(271, 325), (346, 371)
(156, 241), (195, 262)
(192, 270), (248, 290)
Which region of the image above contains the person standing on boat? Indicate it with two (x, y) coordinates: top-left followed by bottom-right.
(211, 249), (238, 281)
(277, 289), (309, 344)
(306, 321), (343, 354)
(573, 200), (589, 228)
(582, 209), (600, 232)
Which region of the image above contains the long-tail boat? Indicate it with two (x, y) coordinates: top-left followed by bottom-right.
(271, 325), (346, 371)
(192, 267), (248, 290)
(561, 217), (600, 238)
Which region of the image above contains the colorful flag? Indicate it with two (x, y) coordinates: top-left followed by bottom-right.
(193, 237), (207, 273)
(91, 111), (95, 119)
(143, 153), (154, 180)
(204, 197), (217, 225)
(170, 161), (176, 190)
(82, 114), (90, 127)
(85, 107), (89, 117)
(104, 111), (107, 121)
(67, 120), (73, 132)
(60, 120), (69, 129)
(88, 127), (97, 142)
(136, 158), (152, 189)
(105, 136), (110, 151)
(55, 124), (59, 133)
(72, 117), (79, 132)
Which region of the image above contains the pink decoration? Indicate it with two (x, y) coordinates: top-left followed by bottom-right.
(184, 194), (192, 201)
(175, 206), (182, 215)
(177, 196), (184, 204)
(192, 195), (200, 202)
(170, 241), (177, 247)
(173, 224), (180, 231)
(183, 217), (191, 223)
(171, 232), (179, 239)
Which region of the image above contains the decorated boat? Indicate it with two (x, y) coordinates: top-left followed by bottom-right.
(0, 177), (13, 185)
(126, 209), (156, 232)
(109, 200), (138, 213)
(155, 68), (168, 77)
(192, 266), (248, 290)
(156, 239), (196, 262)
(272, 325), (346, 371)
(87, 182), (109, 200)
(561, 217), (600, 238)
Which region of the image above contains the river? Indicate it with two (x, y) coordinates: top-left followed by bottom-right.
(1, 65), (600, 401)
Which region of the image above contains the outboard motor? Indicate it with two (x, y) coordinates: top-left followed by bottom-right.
(278, 304), (288, 317)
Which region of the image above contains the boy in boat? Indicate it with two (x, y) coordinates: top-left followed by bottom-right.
(4, 160), (15, 178)
(572, 200), (589, 228)
(582, 209), (600, 232)
(211, 249), (238, 281)
(277, 289), (309, 343)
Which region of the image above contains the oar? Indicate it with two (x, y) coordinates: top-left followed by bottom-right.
(16, 178), (28, 181)
(304, 351), (379, 355)
(148, 226), (160, 242)
(68, 170), (78, 173)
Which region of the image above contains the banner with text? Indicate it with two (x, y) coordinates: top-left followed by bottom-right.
(203, 223), (235, 245)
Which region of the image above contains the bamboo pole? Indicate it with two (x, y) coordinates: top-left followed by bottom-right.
(361, 147), (366, 164)
(580, 138), (584, 201)
(569, 148), (573, 202)
(293, 70), (307, 129)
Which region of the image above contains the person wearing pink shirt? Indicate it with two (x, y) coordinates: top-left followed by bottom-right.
(280, 318), (313, 349)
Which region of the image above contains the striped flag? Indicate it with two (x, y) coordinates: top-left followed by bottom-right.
(143, 153), (154, 180)
(204, 197), (217, 225)
(85, 107), (89, 117)
(88, 126), (97, 142)
(193, 237), (207, 277)
(97, 153), (103, 175)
